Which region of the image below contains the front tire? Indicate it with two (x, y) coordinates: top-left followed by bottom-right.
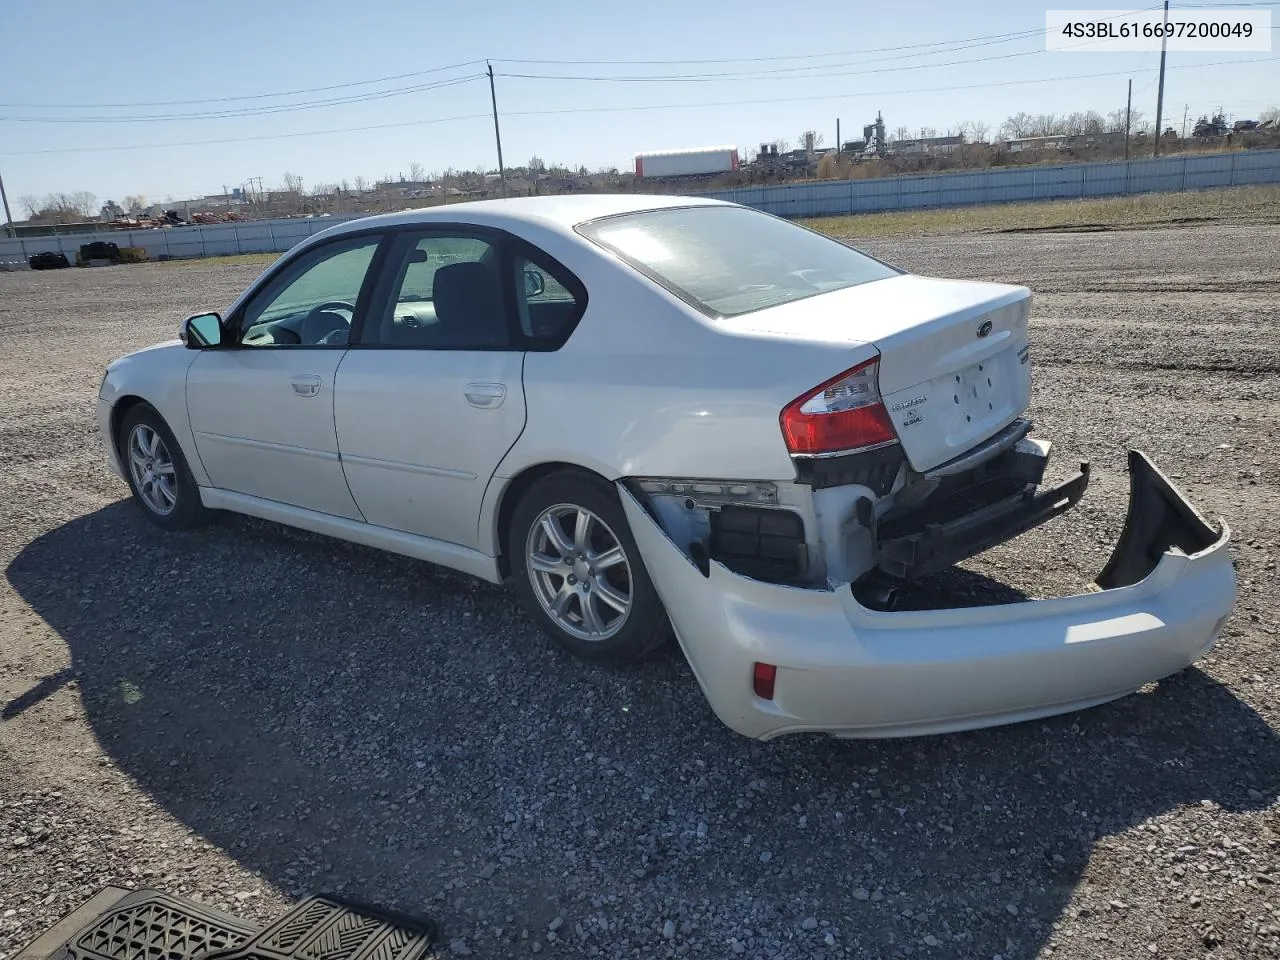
(118, 404), (209, 530)
(509, 472), (671, 664)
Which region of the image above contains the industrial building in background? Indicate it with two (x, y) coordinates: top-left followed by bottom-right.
(634, 146), (740, 179)
(842, 112), (889, 159)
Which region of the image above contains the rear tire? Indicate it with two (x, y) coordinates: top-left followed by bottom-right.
(118, 404), (209, 530)
(508, 471), (671, 664)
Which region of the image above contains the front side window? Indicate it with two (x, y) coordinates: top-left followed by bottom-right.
(362, 233), (510, 348)
(577, 205), (900, 318)
(239, 237), (380, 347)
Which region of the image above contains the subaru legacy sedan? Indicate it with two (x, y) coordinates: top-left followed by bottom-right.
(97, 194), (1235, 739)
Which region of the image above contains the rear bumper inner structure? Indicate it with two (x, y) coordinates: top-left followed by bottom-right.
(620, 450), (1236, 741)
(876, 463), (1090, 580)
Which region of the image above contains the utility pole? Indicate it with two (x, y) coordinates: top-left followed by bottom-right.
(836, 118), (841, 155)
(0, 170), (15, 239)
(1153, 0), (1170, 156)
(487, 61), (508, 197)
(1125, 78), (1133, 161)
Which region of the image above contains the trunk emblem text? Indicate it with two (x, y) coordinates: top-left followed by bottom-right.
(977, 320), (993, 338)
(891, 396), (926, 412)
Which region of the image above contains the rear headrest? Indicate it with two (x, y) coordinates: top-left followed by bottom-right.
(431, 261), (507, 346)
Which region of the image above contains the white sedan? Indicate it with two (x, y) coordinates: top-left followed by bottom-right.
(97, 194), (1236, 740)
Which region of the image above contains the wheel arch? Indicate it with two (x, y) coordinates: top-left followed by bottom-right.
(109, 394), (151, 454)
(104, 388), (211, 488)
(490, 461), (617, 579)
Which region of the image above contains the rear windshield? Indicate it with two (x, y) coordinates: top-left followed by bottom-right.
(577, 205), (900, 317)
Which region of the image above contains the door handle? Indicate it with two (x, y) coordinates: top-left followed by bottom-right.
(464, 382), (507, 408)
(291, 374), (322, 397)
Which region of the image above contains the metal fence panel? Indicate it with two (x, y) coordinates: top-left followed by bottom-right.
(3, 151), (1279, 263)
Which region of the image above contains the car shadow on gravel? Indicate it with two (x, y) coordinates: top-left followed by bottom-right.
(8, 502), (1280, 960)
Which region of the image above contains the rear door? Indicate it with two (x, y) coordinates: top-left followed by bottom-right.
(334, 228), (582, 550)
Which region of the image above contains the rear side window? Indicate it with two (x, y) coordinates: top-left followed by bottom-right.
(577, 205), (900, 318)
(512, 249), (585, 345)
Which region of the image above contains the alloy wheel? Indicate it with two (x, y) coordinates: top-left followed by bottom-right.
(525, 503), (633, 642)
(126, 423), (178, 516)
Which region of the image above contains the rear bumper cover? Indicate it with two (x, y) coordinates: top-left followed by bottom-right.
(621, 451), (1235, 740)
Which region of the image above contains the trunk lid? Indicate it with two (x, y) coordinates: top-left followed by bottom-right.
(715, 274), (1032, 473)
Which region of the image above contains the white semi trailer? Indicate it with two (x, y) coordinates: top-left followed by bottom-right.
(634, 146), (740, 178)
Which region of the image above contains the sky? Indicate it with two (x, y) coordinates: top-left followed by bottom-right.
(1, 0), (1276, 210)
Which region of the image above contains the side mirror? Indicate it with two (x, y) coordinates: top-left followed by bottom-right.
(523, 268), (545, 298)
(180, 312), (223, 349)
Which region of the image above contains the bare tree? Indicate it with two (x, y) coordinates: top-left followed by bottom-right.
(1028, 114), (1063, 137)
(352, 176), (369, 192)
(70, 191), (97, 217)
(892, 126), (909, 143)
(1261, 106), (1280, 125)
(998, 112), (1035, 139)
(407, 161), (426, 182)
(281, 171), (304, 194)
(918, 126), (938, 139)
(124, 195), (147, 215)
(20, 192), (94, 224)
(527, 155), (546, 173)
(1108, 105), (1148, 134)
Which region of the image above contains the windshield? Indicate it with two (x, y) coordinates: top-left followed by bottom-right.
(577, 205), (901, 317)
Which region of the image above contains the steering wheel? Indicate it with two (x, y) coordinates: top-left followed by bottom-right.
(301, 300), (356, 345)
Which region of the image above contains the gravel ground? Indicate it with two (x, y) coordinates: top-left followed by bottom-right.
(1, 224), (1278, 960)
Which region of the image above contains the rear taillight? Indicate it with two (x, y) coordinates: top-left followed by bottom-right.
(780, 357), (898, 457)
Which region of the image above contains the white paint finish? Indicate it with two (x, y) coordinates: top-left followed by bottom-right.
(97, 340), (209, 485)
(333, 349), (527, 549)
(186, 348), (363, 519)
(619, 484), (1236, 741)
(504, 250), (868, 485)
(717, 273), (1032, 472)
(199, 487), (502, 584)
(95, 398), (124, 479)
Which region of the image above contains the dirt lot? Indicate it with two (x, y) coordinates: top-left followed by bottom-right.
(2, 223), (1278, 960)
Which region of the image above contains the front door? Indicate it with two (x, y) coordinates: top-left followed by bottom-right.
(334, 229), (536, 549)
(187, 234), (382, 519)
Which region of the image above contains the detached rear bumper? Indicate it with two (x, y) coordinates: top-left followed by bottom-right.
(621, 451), (1235, 740)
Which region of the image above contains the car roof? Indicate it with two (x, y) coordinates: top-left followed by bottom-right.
(312, 193), (733, 241)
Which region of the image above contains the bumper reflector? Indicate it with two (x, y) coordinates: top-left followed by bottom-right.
(753, 662), (777, 700)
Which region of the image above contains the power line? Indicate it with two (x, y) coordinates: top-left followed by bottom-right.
(0, 7), (1164, 116)
(0, 60), (487, 110)
(501, 56), (1278, 118)
(493, 30), (1047, 70)
(0, 75), (486, 124)
(3, 54), (1270, 158)
(0, 113), (492, 156)
(489, 6), (1164, 66)
(492, 19), (1172, 85)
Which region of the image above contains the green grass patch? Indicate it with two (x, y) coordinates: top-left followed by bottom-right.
(804, 184), (1280, 238)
